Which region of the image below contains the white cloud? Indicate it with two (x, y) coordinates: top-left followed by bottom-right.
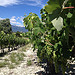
(10, 16), (24, 27)
(10, 16), (16, 22)
(0, 16), (24, 27)
(16, 17), (20, 20)
(0, 0), (20, 7)
(0, 0), (44, 7)
(25, 0), (44, 7)
(0, 17), (4, 20)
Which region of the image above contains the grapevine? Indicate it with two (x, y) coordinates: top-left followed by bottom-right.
(0, 31), (28, 53)
(23, 0), (75, 75)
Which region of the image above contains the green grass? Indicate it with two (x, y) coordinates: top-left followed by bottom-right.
(9, 52), (26, 65)
(9, 53), (17, 63)
(20, 43), (31, 52)
(27, 60), (32, 66)
(8, 64), (15, 69)
(37, 57), (41, 63)
(21, 48), (26, 52)
(24, 44), (31, 49)
(21, 53), (26, 57)
(4, 58), (9, 61)
(0, 62), (10, 68)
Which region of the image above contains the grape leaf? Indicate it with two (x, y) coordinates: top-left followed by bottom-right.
(33, 27), (45, 35)
(51, 17), (63, 31)
(71, 10), (75, 27)
(49, 8), (61, 21)
(45, 0), (61, 14)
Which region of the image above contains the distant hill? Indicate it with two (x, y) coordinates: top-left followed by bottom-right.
(11, 25), (28, 32)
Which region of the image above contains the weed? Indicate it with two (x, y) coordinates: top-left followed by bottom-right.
(21, 53), (26, 57)
(21, 48), (26, 52)
(0, 62), (9, 68)
(8, 64), (15, 69)
(9, 52), (25, 65)
(9, 53), (17, 63)
(27, 60), (32, 66)
(4, 58), (9, 61)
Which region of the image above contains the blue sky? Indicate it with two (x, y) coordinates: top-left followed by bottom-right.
(0, 0), (48, 27)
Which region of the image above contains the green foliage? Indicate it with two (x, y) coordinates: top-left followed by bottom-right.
(45, 0), (61, 14)
(23, 13), (41, 31)
(23, 0), (75, 75)
(0, 18), (12, 34)
(0, 31), (28, 52)
(67, 12), (73, 18)
(16, 31), (22, 37)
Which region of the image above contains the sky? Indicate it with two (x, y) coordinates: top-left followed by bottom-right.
(0, 0), (48, 27)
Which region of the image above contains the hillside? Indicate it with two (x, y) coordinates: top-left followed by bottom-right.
(11, 25), (28, 32)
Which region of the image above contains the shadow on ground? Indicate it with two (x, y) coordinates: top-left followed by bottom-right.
(0, 52), (8, 57)
(65, 63), (75, 75)
(35, 61), (75, 75)
(0, 47), (19, 57)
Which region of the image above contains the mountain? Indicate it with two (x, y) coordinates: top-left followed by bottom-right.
(11, 25), (28, 32)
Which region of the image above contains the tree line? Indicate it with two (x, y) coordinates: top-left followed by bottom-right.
(0, 18), (29, 53)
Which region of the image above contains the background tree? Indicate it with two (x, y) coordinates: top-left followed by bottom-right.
(0, 18), (12, 34)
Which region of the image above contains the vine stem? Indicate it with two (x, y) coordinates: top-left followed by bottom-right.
(45, 40), (54, 46)
(62, 0), (69, 8)
(63, 7), (75, 9)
